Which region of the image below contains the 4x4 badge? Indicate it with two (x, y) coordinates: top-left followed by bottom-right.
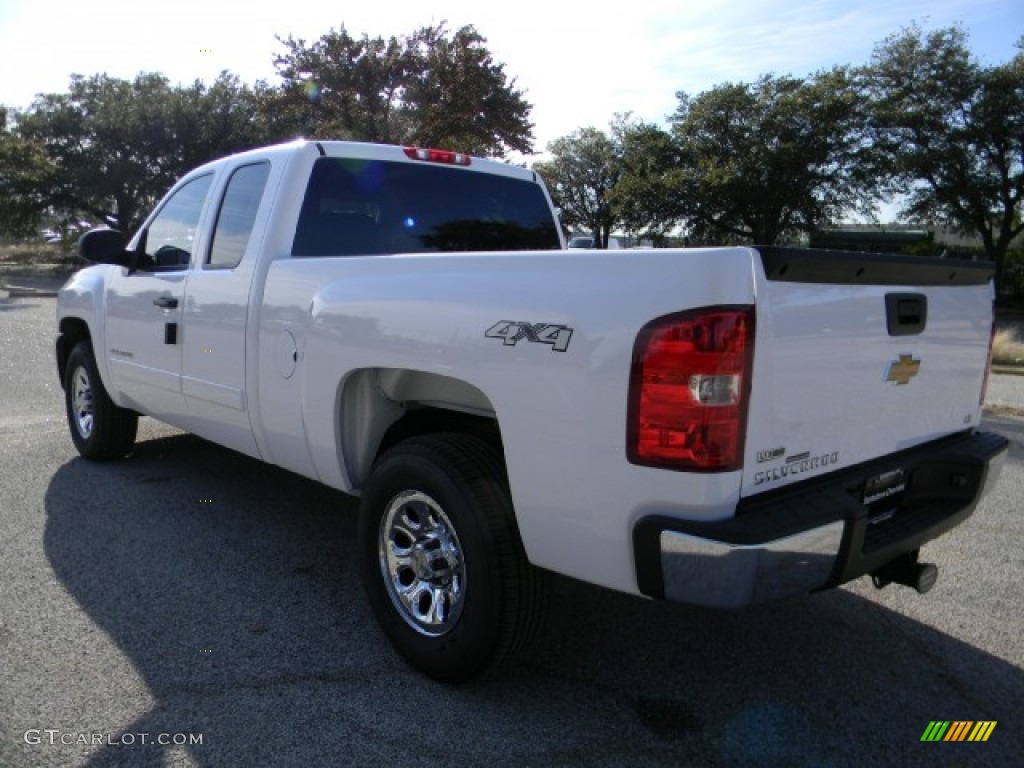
(884, 354), (921, 385)
(485, 321), (573, 352)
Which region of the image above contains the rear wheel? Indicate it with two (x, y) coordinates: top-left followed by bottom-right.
(64, 341), (137, 460)
(358, 433), (548, 683)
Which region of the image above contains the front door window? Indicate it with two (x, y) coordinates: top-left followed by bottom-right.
(139, 174), (214, 269)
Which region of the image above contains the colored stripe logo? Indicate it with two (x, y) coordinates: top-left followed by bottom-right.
(921, 721), (997, 742)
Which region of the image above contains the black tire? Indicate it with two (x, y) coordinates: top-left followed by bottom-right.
(64, 341), (138, 460)
(358, 433), (548, 683)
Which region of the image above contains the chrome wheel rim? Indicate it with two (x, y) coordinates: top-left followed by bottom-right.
(71, 366), (95, 439)
(379, 490), (466, 637)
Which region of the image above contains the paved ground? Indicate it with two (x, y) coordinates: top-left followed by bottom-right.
(986, 373), (1024, 411)
(1, 293), (1022, 768)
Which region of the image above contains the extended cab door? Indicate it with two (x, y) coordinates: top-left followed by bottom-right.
(178, 161), (272, 458)
(104, 173), (214, 423)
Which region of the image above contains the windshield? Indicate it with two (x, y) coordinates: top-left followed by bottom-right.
(293, 158), (561, 256)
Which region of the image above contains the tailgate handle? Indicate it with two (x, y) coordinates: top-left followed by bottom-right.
(885, 293), (927, 336)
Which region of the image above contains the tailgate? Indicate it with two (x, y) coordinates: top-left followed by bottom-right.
(741, 247), (995, 498)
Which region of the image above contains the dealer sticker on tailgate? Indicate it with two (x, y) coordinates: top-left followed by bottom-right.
(863, 468), (906, 505)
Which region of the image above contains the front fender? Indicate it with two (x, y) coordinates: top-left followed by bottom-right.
(56, 266), (116, 400)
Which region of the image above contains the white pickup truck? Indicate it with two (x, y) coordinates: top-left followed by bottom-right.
(57, 140), (1008, 682)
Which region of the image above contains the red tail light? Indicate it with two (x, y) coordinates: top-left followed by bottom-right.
(403, 146), (472, 166)
(627, 306), (755, 472)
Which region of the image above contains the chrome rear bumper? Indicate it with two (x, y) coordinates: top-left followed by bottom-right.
(659, 522), (844, 608)
(634, 430), (1008, 608)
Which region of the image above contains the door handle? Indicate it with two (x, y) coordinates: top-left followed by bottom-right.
(153, 296), (179, 309)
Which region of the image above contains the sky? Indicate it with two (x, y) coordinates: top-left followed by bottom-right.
(0, 0), (1020, 159)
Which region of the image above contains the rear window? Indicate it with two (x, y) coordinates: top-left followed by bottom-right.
(292, 158), (560, 256)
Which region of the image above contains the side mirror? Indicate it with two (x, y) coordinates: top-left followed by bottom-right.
(78, 228), (133, 266)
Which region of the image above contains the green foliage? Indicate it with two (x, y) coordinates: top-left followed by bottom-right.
(590, 70), (877, 247)
(0, 130), (55, 236)
(170, 72), (281, 170)
(2, 18), (1020, 262)
(271, 27), (410, 143)
(865, 24), (1024, 270)
(18, 73), (182, 233)
(534, 122), (624, 247)
(0, 241), (56, 263)
(610, 122), (685, 240)
(667, 68), (874, 244)
(405, 24), (533, 155)
(0, 22), (532, 240)
(272, 22), (533, 157)
(10, 72), (272, 235)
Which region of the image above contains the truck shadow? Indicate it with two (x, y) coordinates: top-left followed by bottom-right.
(43, 432), (1022, 767)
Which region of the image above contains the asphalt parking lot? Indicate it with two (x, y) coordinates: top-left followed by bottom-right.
(1, 293), (1022, 768)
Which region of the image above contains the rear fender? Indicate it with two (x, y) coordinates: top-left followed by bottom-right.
(338, 368), (497, 490)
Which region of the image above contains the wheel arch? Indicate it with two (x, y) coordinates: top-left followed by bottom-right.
(56, 316), (93, 390)
(338, 368), (504, 491)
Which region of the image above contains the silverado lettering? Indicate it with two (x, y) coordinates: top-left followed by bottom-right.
(753, 452), (840, 485)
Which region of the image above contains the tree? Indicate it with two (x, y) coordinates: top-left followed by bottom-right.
(0, 110), (56, 236)
(667, 69), (874, 245)
(865, 25), (1024, 275)
(171, 72), (280, 171)
(14, 73), (175, 235)
(534, 124), (623, 247)
(271, 26), (410, 144)
(272, 22), (533, 157)
(10, 72), (269, 235)
(610, 122), (687, 243)
(404, 24), (534, 154)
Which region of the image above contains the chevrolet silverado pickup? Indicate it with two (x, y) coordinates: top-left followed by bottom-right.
(56, 139), (1008, 682)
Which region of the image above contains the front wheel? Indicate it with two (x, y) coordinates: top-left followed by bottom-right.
(64, 341), (138, 460)
(358, 433), (548, 683)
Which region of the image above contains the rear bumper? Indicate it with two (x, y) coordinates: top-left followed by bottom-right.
(633, 430), (1008, 608)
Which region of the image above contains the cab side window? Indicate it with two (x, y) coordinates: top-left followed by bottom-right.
(141, 174), (214, 270)
(207, 163), (271, 269)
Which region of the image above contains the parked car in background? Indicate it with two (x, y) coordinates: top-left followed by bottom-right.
(567, 235), (621, 249)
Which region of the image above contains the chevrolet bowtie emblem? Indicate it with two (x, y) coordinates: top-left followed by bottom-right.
(884, 354), (921, 385)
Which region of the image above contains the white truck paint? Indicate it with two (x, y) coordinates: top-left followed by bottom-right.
(56, 140), (1008, 681)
